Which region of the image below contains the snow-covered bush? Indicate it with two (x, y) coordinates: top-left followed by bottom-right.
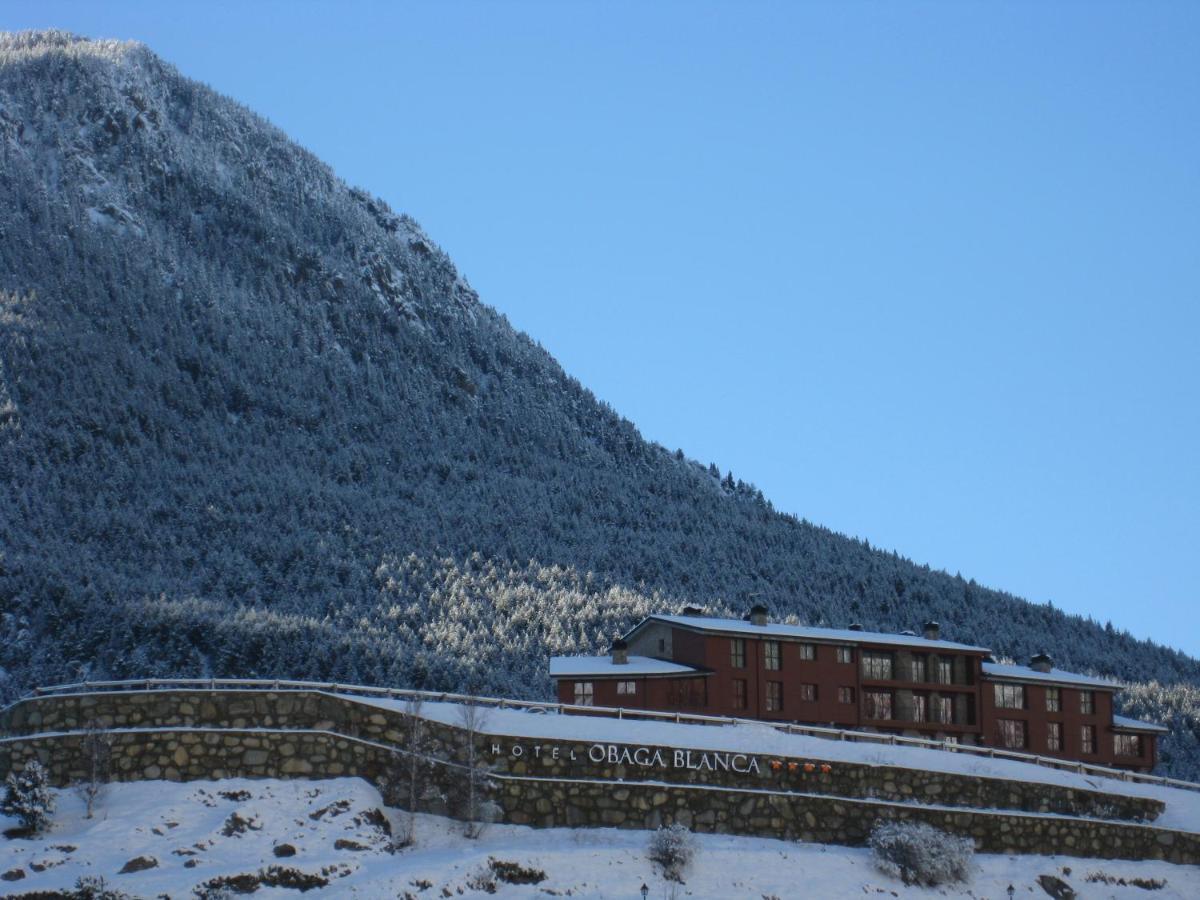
(868, 820), (973, 886)
(70, 876), (132, 900)
(648, 822), (696, 881)
(3, 759), (56, 835)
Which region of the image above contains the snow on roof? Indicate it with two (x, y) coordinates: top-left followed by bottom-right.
(639, 615), (991, 653)
(981, 661), (1119, 689)
(548, 655), (707, 678)
(1113, 714), (1169, 734)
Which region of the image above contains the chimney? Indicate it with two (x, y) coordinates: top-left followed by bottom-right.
(611, 638), (629, 665)
(682, 606), (704, 617)
(848, 623), (864, 632)
(922, 621), (940, 641)
(1030, 652), (1053, 673)
(748, 604), (769, 627)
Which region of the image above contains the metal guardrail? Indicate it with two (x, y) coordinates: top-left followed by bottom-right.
(14, 677), (1199, 794)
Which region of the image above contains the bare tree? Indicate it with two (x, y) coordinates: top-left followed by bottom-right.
(456, 695), (497, 839)
(393, 695), (429, 847)
(74, 719), (114, 819)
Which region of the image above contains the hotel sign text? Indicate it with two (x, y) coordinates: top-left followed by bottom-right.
(491, 741), (761, 775)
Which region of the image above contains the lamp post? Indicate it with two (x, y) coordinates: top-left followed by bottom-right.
(1006, 885), (1015, 899)
(640, 884), (649, 899)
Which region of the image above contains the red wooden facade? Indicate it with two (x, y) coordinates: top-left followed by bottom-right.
(550, 610), (1164, 772)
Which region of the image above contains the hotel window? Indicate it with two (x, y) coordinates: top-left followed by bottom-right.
(1081, 724), (1096, 755)
(616, 681), (636, 696)
(994, 684), (1025, 710)
(730, 638), (746, 669)
(1045, 687), (1061, 712)
(1080, 690), (1095, 715)
(766, 681), (783, 712)
(911, 655), (927, 683)
(669, 678), (707, 708)
(1046, 722), (1063, 752)
(997, 719), (1026, 749)
(799, 684), (817, 702)
(838, 686), (855, 705)
(836, 646), (854, 664)
(764, 640), (781, 671)
(911, 694), (928, 723)
(1114, 734), (1141, 757)
(574, 681), (594, 706)
(936, 695), (954, 724)
(937, 659), (953, 684)
(862, 652), (893, 680)
(864, 690), (893, 720)
(799, 642), (816, 661)
(732, 678), (748, 710)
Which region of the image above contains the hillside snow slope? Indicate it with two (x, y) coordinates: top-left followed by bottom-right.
(1, 778), (1198, 898)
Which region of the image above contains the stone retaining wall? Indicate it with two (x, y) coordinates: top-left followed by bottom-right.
(500, 779), (1200, 864)
(0, 690), (1162, 822)
(1, 726), (1197, 865)
(483, 734), (1159, 822)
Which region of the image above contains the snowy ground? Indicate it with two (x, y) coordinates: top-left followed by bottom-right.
(2, 778), (1198, 899)
(356, 696), (1200, 833)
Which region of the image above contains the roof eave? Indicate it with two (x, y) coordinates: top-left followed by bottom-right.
(550, 669), (711, 681)
(642, 614), (990, 654)
(983, 670), (1121, 691)
(1112, 720), (1169, 734)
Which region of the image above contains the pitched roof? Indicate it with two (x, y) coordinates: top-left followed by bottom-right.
(548, 655), (708, 678)
(981, 661), (1119, 690)
(1112, 714), (1169, 734)
(633, 614), (991, 653)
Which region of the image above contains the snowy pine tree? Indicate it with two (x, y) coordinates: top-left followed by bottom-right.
(3, 759), (55, 835)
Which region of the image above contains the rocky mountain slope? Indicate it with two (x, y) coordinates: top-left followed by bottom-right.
(0, 32), (1196, 776)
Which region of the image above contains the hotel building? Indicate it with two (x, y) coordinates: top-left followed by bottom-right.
(550, 606), (1165, 771)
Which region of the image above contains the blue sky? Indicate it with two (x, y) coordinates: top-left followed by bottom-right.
(6, 2), (1199, 656)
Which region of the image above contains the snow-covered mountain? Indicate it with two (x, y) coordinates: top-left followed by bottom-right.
(0, 31), (1196, 776)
